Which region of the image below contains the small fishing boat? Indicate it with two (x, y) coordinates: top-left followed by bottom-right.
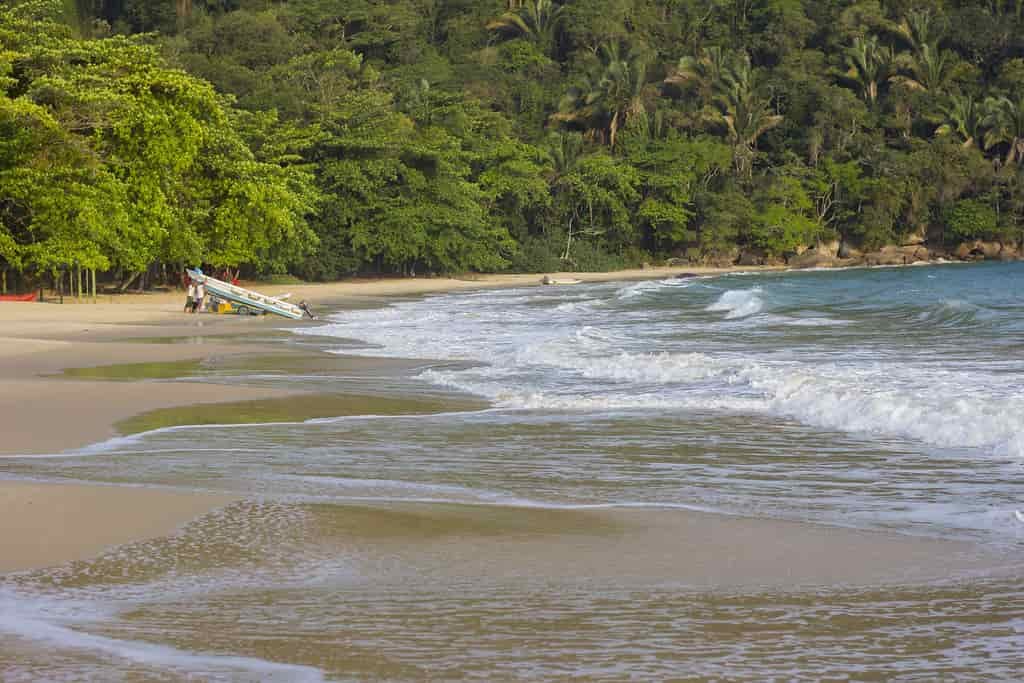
(541, 276), (583, 285)
(186, 269), (313, 320)
(0, 292), (37, 302)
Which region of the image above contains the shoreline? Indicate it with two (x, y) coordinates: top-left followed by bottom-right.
(0, 302), (299, 572)
(0, 480), (238, 574)
(0, 263), (781, 455)
(0, 260), (1009, 574)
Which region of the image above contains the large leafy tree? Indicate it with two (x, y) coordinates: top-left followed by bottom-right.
(0, 0), (316, 279)
(12, 0), (1024, 280)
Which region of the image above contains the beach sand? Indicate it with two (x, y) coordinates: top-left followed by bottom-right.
(0, 480), (237, 573)
(0, 265), (770, 454)
(0, 263), (941, 577)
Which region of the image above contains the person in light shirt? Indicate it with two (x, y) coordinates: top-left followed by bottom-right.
(192, 280), (205, 313)
(184, 278), (196, 313)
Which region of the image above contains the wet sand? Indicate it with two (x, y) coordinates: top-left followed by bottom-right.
(0, 335), (296, 456)
(0, 265), (1003, 581)
(321, 503), (1010, 588)
(0, 301), (290, 571)
(0, 480), (237, 573)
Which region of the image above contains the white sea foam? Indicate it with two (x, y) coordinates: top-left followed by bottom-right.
(615, 280), (663, 299)
(297, 272), (1024, 459)
(421, 347), (1024, 458)
(0, 593), (324, 681)
(706, 288), (765, 318)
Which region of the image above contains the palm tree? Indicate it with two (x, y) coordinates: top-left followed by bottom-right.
(665, 46), (738, 102)
(546, 132), (584, 179)
(988, 0), (1024, 21)
(935, 93), (982, 148)
(593, 42), (649, 149)
(552, 42), (649, 149)
(718, 86), (783, 178)
(487, 0), (564, 58)
(894, 9), (946, 58)
(709, 54), (782, 177)
(843, 35), (894, 105)
(666, 49), (781, 176)
(983, 95), (1024, 165)
(890, 43), (958, 93)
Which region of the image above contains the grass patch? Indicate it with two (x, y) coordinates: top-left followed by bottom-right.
(116, 393), (485, 435)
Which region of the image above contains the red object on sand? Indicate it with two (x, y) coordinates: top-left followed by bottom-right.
(0, 293), (38, 302)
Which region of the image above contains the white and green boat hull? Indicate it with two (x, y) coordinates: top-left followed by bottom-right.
(187, 270), (305, 320)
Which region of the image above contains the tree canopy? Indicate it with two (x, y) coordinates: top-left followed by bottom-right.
(3, 0), (1024, 283)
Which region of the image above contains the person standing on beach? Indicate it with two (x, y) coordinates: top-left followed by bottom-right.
(193, 279), (205, 313)
(185, 278), (196, 313)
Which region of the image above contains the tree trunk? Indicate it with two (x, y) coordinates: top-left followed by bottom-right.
(119, 270), (142, 292)
(562, 211), (576, 261)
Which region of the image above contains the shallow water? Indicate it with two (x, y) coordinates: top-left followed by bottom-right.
(2, 262), (1024, 679)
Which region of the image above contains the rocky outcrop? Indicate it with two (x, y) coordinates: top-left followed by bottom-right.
(736, 247), (765, 266)
(788, 249), (836, 269)
(703, 247), (740, 268)
(735, 248), (785, 266)
(1000, 242), (1021, 260)
(672, 238), (1019, 271)
(818, 240), (841, 257)
(837, 241), (862, 259)
(952, 240), (1021, 261)
(901, 230), (926, 246)
(861, 245), (930, 266)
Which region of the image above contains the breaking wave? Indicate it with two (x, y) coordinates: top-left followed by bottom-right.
(706, 288), (764, 318)
(297, 264), (1024, 459)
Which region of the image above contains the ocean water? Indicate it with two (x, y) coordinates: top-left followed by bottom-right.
(2, 262), (1024, 679)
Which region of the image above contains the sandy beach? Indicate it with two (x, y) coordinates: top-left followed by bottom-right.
(0, 266), (763, 573)
(2, 264), (1022, 680)
(0, 262), (997, 582)
(0, 481), (238, 573)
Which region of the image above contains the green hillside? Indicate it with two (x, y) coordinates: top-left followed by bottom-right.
(3, 0), (1023, 285)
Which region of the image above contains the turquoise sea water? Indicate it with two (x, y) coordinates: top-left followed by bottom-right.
(2, 262), (1023, 679)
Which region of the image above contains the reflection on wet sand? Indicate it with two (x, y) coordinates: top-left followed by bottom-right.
(4, 500), (1020, 680)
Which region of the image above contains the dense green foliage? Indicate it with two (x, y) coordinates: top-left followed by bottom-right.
(3, 0), (1024, 282)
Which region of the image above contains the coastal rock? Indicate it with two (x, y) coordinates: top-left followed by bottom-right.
(837, 241), (862, 259)
(863, 246), (905, 266)
(788, 249), (835, 269)
(979, 241), (1003, 259)
(901, 230), (926, 246)
(818, 240), (841, 258)
(863, 245), (930, 266)
(953, 240), (1006, 260)
(906, 245), (931, 262)
(953, 242), (977, 260)
(704, 247), (740, 268)
(738, 248), (767, 266)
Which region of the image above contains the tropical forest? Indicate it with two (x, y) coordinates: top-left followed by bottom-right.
(2, 0), (1024, 288)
